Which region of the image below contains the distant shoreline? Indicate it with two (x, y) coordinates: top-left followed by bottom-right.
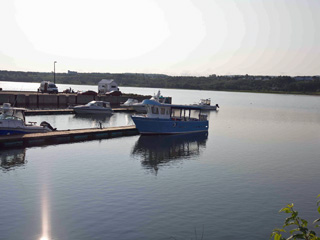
(1, 70), (319, 96)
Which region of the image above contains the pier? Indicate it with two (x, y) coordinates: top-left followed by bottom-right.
(0, 125), (139, 149)
(0, 91), (171, 109)
(0, 91), (154, 109)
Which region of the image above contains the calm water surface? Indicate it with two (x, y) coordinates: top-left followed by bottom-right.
(1, 81), (320, 239)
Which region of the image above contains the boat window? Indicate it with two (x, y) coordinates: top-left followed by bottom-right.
(171, 109), (180, 117)
(1, 114), (23, 121)
(160, 108), (166, 115)
(190, 109), (200, 119)
(185, 109), (190, 118)
(151, 106), (159, 114)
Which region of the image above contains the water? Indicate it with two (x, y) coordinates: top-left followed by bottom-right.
(1, 81), (320, 240)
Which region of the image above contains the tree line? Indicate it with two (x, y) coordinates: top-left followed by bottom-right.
(0, 70), (319, 94)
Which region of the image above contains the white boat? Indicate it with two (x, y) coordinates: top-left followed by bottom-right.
(120, 98), (139, 107)
(71, 101), (113, 114)
(131, 99), (209, 135)
(192, 98), (219, 110)
(132, 90), (167, 113)
(0, 103), (56, 136)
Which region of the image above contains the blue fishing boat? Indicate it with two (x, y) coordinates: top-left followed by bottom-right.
(131, 99), (209, 135)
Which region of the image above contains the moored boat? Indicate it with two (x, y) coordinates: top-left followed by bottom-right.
(120, 98), (139, 107)
(132, 90), (168, 113)
(192, 98), (219, 110)
(131, 99), (209, 135)
(71, 101), (113, 115)
(0, 103), (56, 136)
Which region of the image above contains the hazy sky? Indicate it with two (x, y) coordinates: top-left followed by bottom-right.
(1, 0), (319, 76)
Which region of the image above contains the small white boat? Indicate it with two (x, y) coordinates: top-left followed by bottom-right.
(132, 90), (167, 113)
(71, 101), (113, 115)
(131, 102), (147, 113)
(131, 99), (209, 135)
(0, 103), (56, 136)
(120, 98), (139, 107)
(192, 98), (219, 110)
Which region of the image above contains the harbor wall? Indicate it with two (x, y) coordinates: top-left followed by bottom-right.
(0, 92), (169, 109)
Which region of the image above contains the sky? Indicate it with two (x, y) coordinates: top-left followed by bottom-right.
(0, 0), (319, 76)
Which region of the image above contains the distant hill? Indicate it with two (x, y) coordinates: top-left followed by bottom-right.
(0, 70), (319, 94)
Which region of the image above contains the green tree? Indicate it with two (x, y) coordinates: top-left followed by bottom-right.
(271, 195), (320, 240)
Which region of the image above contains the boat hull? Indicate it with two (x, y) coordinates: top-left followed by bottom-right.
(0, 127), (50, 136)
(131, 116), (209, 135)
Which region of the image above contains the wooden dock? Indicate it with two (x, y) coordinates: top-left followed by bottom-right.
(0, 125), (139, 149)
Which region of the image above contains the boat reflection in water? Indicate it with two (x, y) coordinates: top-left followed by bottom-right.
(0, 148), (26, 171)
(132, 132), (208, 174)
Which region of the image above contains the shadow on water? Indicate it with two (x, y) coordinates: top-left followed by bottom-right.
(131, 132), (208, 174)
(0, 148), (26, 171)
(73, 113), (113, 128)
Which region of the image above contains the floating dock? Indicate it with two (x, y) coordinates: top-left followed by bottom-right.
(0, 125), (139, 149)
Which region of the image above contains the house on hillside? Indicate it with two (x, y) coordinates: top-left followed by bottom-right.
(98, 79), (119, 94)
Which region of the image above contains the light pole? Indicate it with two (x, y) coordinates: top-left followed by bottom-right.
(54, 61), (57, 84)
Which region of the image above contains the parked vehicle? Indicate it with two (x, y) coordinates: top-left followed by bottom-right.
(106, 90), (122, 96)
(78, 90), (98, 96)
(38, 81), (58, 94)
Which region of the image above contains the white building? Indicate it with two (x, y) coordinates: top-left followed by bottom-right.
(98, 79), (119, 94)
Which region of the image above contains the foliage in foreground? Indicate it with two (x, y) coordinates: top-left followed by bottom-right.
(271, 195), (320, 240)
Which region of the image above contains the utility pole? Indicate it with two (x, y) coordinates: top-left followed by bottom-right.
(54, 61), (57, 84)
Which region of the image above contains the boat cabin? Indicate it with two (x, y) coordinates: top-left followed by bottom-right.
(85, 101), (111, 108)
(0, 103), (26, 122)
(143, 100), (207, 121)
(200, 98), (211, 106)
